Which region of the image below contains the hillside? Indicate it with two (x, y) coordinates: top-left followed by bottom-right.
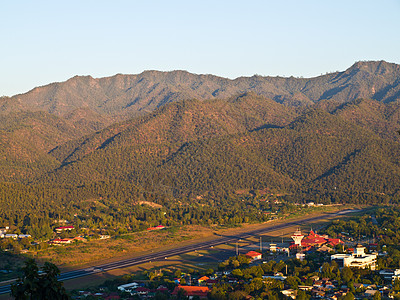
(36, 96), (400, 205)
(0, 61), (399, 225)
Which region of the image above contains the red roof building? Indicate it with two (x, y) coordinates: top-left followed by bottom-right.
(147, 225), (166, 231)
(50, 238), (73, 244)
(198, 276), (210, 284)
(290, 229), (343, 249)
(245, 251), (262, 260)
(171, 285), (209, 298)
(55, 225), (74, 232)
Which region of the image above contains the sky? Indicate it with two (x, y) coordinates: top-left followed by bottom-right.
(1, 0), (400, 96)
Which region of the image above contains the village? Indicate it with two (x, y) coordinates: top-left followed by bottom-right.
(3, 208), (400, 299)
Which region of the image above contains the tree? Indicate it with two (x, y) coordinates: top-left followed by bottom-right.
(342, 267), (353, 283)
(11, 259), (69, 300)
(373, 291), (381, 300)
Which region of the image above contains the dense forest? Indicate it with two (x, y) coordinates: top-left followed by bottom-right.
(0, 61), (399, 233)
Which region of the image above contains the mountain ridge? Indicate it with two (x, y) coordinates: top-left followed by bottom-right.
(4, 61), (400, 121)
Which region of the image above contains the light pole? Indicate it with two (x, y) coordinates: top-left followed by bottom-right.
(236, 239), (242, 256)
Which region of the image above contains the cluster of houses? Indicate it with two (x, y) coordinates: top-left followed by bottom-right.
(0, 227), (31, 239)
(281, 276), (389, 299)
(50, 225), (90, 245)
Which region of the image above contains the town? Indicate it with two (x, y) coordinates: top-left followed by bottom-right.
(65, 207), (400, 299)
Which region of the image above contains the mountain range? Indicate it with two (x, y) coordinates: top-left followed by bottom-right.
(0, 60), (399, 216)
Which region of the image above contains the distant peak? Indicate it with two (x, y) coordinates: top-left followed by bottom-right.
(348, 60), (399, 74)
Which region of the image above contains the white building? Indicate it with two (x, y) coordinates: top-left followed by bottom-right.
(291, 228), (304, 246)
(4, 234), (18, 239)
(379, 269), (400, 282)
(331, 244), (377, 270)
(18, 234), (31, 238)
(296, 253), (306, 261)
(118, 282), (139, 294)
(269, 243), (277, 252)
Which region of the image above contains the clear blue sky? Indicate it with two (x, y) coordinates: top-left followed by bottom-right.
(1, 0), (399, 96)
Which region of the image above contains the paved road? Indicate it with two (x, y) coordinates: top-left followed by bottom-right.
(0, 209), (359, 295)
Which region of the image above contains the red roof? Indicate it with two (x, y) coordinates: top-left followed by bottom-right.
(302, 237), (327, 245)
(51, 238), (72, 243)
(172, 285), (209, 297)
(245, 251), (262, 258)
(147, 225), (166, 231)
(198, 276), (210, 282)
(56, 226), (74, 230)
(327, 238), (343, 246)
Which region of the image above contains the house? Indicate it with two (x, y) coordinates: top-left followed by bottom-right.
(197, 276), (209, 285)
(18, 234), (31, 239)
(296, 253), (306, 261)
(364, 290), (379, 298)
(50, 238), (73, 244)
(146, 225), (165, 231)
(269, 243), (278, 252)
(171, 285), (209, 299)
(156, 285), (169, 293)
(117, 282), (139, 294)
(331, 244), (377, 270)
(379, 269), (400, 282)
(263, 273), (287, 281)
(245, 250), (262, 261)
(55, 225), (74, 232)
(269, 243), (289, 254)
(4, 234), (18, 239)
(205, 279), (218, 286)
(134, 287), (152, 296)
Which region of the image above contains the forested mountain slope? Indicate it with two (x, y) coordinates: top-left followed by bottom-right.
(37, 96), (400, 205)
(0, 61), (399, 223)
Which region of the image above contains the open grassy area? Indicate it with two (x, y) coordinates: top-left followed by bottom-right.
(60, 205), (364, 291)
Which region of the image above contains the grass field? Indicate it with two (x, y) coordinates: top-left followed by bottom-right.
(61, 204), (365, 291)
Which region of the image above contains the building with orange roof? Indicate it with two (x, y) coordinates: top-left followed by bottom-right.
(171, 285), (209, 298)
(197, 276), (209, 285)
(290, 229), (343, 249)
(245, 250), (262, 260)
